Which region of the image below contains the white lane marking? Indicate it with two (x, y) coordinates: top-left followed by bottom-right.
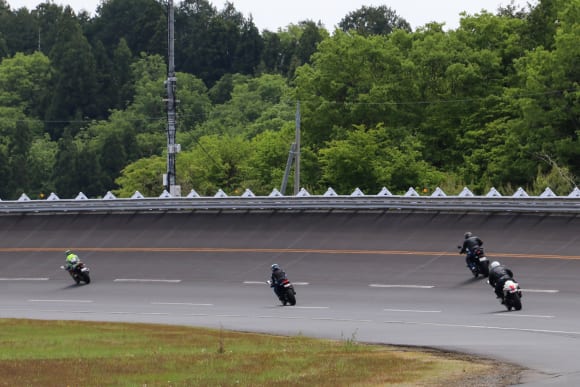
(108, 311), (170, 316)
(0, 278), (49, 281)
(138, 312), (170, 316)
(151, 302), (213, 306)
(114, 279), (181, 283)
(495, 314), (554, 319)
(382, 320), (580, 336)
(370, 284), (434, 289)
(215, 314), (242, 317)
(384, 308), (441, 313)
(258, 315), (302, 319)
(311, 317), (372, 322)
(522, 289), (559, 293)
(185, 313), (210, 317)
(244, 281), (309, 285)
(28, 299), (93, 303)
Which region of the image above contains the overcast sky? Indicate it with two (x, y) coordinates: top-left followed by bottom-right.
(8, 0), (534, 31)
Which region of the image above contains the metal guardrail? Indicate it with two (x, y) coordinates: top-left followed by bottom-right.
(1, 196), (579, 215)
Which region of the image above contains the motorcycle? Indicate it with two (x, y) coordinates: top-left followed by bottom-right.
(502, 279), (522, 311)
(458, 245), (489, 277)
(61, 262), (91, 285)
(268, 279), (296, 306)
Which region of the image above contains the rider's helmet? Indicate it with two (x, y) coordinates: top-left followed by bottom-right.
(65, 249), (71, 256)
(490, 261), (500, 269)
(464, 232), (472, 239)
(271, 264), (280, 272)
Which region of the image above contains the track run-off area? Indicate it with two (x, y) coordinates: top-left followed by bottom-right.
(1, 211), (579, 386)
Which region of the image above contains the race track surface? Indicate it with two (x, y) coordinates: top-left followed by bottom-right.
(1, 211), (579, 386)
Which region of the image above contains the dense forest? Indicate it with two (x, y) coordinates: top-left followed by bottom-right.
(0, 0), (578, 199)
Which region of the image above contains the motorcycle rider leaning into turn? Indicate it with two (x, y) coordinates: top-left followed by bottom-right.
(459, 232), (483, 270)
(64, 249), (81, 271)
(270, 264), (289, 300)
(488, 261), (516, 303)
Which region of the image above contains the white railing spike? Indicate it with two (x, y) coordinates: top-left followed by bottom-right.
(269, 188), (283, 197)
(18, 193), (31, 201)
(404, 187), (420, 197)
(159, 190), (172, 198)
(47, 192), (60, 201)
(458, 187), (474, 197)
(350, 188), (364, 196)
(186, 189), (200, 198)
(512, 187), (529, 198)
(376, 187), (392, 196)
(241, 189), (255, 197)
(323, 187), (338, 197)
(486, 187), (502, 197)
(296, 188), (310, 197)
(568, 187), (580, 197)
(103, 191), (117, 200)
(539, 187), (556, 197)
(214, 189), (228, 198)
(431, 187), (447, 197)
(75, 192), (88, 200)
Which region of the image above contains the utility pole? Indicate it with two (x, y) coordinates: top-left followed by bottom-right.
(280, 101), (301, 195)
(164, 0), (181, 196)
(293, 100), (301, 195)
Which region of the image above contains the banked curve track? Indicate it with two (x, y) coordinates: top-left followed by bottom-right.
(1, 211), (579, 386)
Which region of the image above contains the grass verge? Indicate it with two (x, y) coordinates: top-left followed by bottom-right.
(0, 319), (521, 386)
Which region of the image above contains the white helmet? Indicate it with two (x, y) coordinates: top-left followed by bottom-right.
(490, 261), (500, 269)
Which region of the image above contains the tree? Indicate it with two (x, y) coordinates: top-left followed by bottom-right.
(114, 155), (166, 197)
(242, 126), (295, 194)
(175, 0), (262, 86)
(87, 0), (166, 57)
(339, 5), (411, 36)
(45, 7), (99, 139)
(0, 51), (52, 119)
(198, 73), (292, 139)
(318, 124), (444, 194)
(111, 38), (134, 109)
(26, 134), (57, 197)
(0, 4), (38, 56)
(295, 30), (420, 149)
(53, 130), (79, 198)
(178, 134), (253, 195)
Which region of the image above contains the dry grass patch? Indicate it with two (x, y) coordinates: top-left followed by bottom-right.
(0, 319), (521, 386)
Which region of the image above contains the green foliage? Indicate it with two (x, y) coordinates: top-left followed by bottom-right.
(115, 156), (165, 197)
(319, 124), (445, 194)
(198, 73), (293, 139)
(339, 5), (411, 35)
(0, 52), (52, 118)
(1, 0), (579, 197)
(178, 134), (253, 196)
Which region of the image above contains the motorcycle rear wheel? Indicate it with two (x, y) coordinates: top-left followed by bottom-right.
(285, 290), (296, 306)
(506, 294), (522, 311)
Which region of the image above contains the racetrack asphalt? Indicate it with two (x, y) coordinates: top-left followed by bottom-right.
(1, 211), (579, 386)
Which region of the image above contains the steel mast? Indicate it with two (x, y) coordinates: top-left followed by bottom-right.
(164, 0), (180, 196)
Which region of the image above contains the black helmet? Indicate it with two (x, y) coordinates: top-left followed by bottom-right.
(65, 249), (71, 256)
(464, 232), (472, 239)
(271, 264), (280, 272)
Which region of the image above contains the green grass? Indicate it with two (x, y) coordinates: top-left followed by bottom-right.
(0, 319), (502, 386)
